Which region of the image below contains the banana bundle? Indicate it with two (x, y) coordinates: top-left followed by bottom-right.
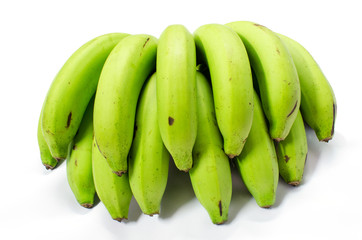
(37, 21), (336, 224)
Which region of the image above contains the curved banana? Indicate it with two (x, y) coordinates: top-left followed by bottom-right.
(93, 34), (158, 176)
(42, 33), (129, 160)
(189, 72), (232, 224)
(226, 21), (300, 141)
(92, 138), (132, 222)
(66, 98), (95, 208)
(275, 111), (308, 186)
(156, 24), (197, 171)
(128, 73), (169, 216)
(37, 108), (58, 170)
(193, 23), (253, 158)
(235, 91), (279, 208)
(277, 33), (336, 142)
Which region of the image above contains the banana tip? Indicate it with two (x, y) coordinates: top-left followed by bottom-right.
(261, 205), (272, 209)
(227, 154), (237, 159)
(44, 164), (55, 170)
(321, 136), (333, 143)
(113, 170), (127, 177)
(81, 203), (94, 209)
(288, 181), (301, 186)
(147, 211), (159, 217)
(113, 217), (127, 222)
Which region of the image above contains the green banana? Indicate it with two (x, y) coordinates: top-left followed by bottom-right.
(275, 111), (308, 186)
(156, 24), (197, 171)
(226, 21), (300, 141)
(128, 73), (169, 216)
(42, 33), (129, 160)
(277, 33), (336, 142)
(189, 72), (232, 224)
(92, 138), (132, 222)
(37, 108), (58, 170)
(93, 34), (158, 176)
(235, 91), (279, 208)
(66, 97), (95, 208)
(193, 23), (253, 158)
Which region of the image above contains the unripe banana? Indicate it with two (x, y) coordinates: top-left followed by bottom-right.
(189, 72), (232, 224)
(156, 24), (197, 171)
(37, 108), (58, 170)
(235, 91), (279, 208)
(128, 73), (169, 216)
(193, 23), (253, 158)
(66, 97), (95, 208)
(277, 33), (336, 142)
(92, 138), (132, 222)
(42, 33), (129, 160)
(226, 21), (300, 141)
(94, 34), (157, 176)
(275, 111), (308, 186)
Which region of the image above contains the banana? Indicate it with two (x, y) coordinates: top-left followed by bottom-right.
(92, 137), (132, 222)
(275, 111), (308, 186)
(226, 21), (300, 141)
(37, 108), (58, 170)
(66, 97), (95, 208)
(156, 24), (197, 171)
(277, 33), (336, 142)
(128, 73), (169, 216)
(193, 23), (253, 158)
(235, 91), (279, 208)
(93, 34), (158, 176)
(42, 33), (129, 160)
(189, 72), (232, 224)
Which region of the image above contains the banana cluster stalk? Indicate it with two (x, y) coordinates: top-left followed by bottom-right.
(226, 21), (300, 141)
(189, 72), (232, 224)
(66, 97), (96, 208)
(194, 24), (254, 158)
(156, 24), (197, 171)
(129, 73), (170, 216)
(38, 20), (337, 224)
(93, 34), (158, 176)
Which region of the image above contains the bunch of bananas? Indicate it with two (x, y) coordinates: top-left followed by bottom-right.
(38, 21), (336, 225)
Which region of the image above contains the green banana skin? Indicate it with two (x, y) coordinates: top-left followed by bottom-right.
(226, 21), (300, 141)
(42, 33), (129, 160)
(189, 72), (232, 224)
(94, 34), (158, 176)
(92, 138), (132, 222)
(37, 108), (58, 170)
(156, 24), (197, 171)
(277, 33), (336, 142)
(129, 73), (169, 216)
(275, 111), (308, 186)
(235, 91), (279, 208)
(193, 23), (253, 158)
(66, 98), (95, 208)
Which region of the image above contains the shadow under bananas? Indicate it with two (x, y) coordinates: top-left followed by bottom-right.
(159, 157), (196, 219)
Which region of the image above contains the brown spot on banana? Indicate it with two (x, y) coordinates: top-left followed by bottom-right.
(75, 159), (78, 167)
(287, 101), (298, 118)
(284, 155), (290, 163)
(218, 201), (222, 216)
(168, 117), (174, 126)
(66, 112), (72, 128)
(143, 37), (150, 48)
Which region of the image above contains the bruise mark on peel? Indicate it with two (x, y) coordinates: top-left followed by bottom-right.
(168, 117), (174, 126)
(284, 155), (290, 163)
(143, 37), (150, 48)
(75, 159), (78, 167)
(95, 138), (107, 159)
(218, 201), (222, 216)
(287, 101), (298, 117)
(276, 48), (280, 55)
(72, 145), (77, 150)
(66, 112), (72, 128)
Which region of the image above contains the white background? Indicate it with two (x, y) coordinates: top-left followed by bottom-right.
(1, 0), (361, 239)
